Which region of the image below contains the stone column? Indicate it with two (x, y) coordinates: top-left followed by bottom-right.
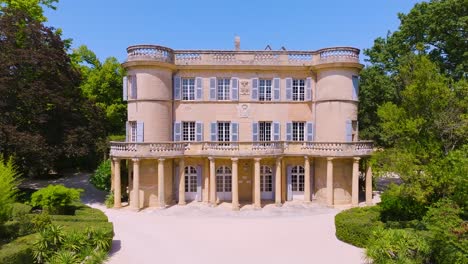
(326, 157), (334, 207)
(209, 157), (216, 206)
(304, 156), (311, 203)
(110, 158), (115, 192)
(231, 158), (239, 211)
(275, 157), (282, 206)
(352, 157), (360, 206)
(131, 158), (140, 210)
(113, 158), (121, 208)
(366, 165), (373, 205)
(254, 158), (261, 209)
(178, 159), (186, 205)
(158, 158), (166, 208)
(203, 159), (210, 203)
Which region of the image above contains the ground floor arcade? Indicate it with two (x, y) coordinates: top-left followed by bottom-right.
(111, 156), (373, 210)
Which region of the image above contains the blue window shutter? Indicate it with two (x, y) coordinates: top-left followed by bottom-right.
(210, 122), (217, 141)
(346, 120), (353, 142)
(231, 122), (238, 142)
(196, 77), (203, 100)
(252, 122), (258, 141)
(174, 166), (179, 201)
(251, 78), (258, 100)
(174, 76), (181, 100)
(352, 76), (359, 100)
(306, 77), (312, 101)
(136, 121), (144, 142)
(286, 122), (292, 141)
(196, 122), (203, 141)
(125, 121), (129, 141)
(196, 165), (202, 202)
(286, 78), (292, 100)
(273, 78), (280, 101)
(273, 122), (280, 141)
(123, 76), (128, 101)
(131, 75), (137, 99)
(174, 122), (181, 141)
(306, 122), (313, 141)
(287, 166), (292, 201)
(209, 77), (217, 100)
(231, 78), (239, 101)
(272, 165), (276, 198)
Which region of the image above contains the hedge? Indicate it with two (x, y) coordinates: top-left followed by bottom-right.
(0, 233), (38, 264)
(335, 206), (384, 248)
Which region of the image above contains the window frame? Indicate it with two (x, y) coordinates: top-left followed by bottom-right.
(217, 122), (231, 143)
(182, 121), (196, 142)
(182, 78), (196, 101)
(292, 122), (305, 141)
(129, 121), (137, 142)
(217, 78), (230, 100)
(292, 79), (305, 101)
(259, 79), (272, 101)
(258, 122), (272, 142)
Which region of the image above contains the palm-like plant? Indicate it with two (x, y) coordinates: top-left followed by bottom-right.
(32, 224), (66, 263)
(0, 156), (20, 223)
(48, 250), (80, 264)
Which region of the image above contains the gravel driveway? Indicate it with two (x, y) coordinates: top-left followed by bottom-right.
(22, 173), (367, 264)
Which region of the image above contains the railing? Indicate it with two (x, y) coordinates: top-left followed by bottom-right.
(126, 45), (359, 66)
(110, 141), (373, 158)
(127, 45), (175, 63)
(317, 47), (360, 63)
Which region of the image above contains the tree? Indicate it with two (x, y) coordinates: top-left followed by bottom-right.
(0, 0), (58, 22)
(0, 8), (106, 175)
(358, 0), (468, 144)
(71, 45), (126, 135)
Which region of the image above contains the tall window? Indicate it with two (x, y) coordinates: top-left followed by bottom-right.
(291, 165), (305, 192)
(182, 78), (195, 100)
(182, 122), (196, 141)
(184, 166), (197, 192)
(260, 166), (273, 192)
(292, 122), (305, 141)
(259, 79), (272, 101)
(259, 122), (272, 141)
(292, 79), (305, 101)
(217, 78), (230, 100)
(217, 122), (230, 142)
(129, 121), (137, 142)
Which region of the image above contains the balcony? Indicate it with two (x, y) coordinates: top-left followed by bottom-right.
(126, 45), (360, 67)
(110, 141), (373, 159)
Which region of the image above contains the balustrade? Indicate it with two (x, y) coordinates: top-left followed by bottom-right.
(127, 45), (359, 66)
(110, 141), (373, 158)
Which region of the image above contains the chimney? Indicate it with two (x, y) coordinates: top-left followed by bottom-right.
(234, 36), (240, 51)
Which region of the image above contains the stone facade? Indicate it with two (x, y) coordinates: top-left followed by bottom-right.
(110, 42), (373, 210)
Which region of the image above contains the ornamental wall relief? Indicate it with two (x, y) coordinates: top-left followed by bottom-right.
(240, 80), (249, 95)
(237, 103), (250, 118)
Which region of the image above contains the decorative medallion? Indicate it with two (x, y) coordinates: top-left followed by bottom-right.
(237, 103), (250, 118)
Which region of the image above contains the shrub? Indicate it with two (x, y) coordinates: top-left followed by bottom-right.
(32, 224), (66, 263)
(48, 250), (80, 264)
(90, 159), (111, 191)
(0, 156), (20, 223)
(335, 206), (384, 248)
(30, 185), (83, 215)
(366, 227), (431, 264)
(0, 233), (38, 264)
(31, 212), (52, 231)
(423, 199), (467, 264)
(379, 184), (427, 222)
(105, 192), (114, 208)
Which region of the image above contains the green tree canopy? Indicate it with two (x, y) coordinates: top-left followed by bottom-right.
(0, 0), (57, 22)
(0, 8), (106, 175)
(71, 45), (126, 135)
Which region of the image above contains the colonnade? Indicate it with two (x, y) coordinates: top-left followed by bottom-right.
(111, 156), (373, 210)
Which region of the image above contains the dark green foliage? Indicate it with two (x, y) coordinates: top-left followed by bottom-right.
(31, 212), (52, 231)
(335, 206), (383, 248)
(379, 184), (427, 222)
(90, 159), (111, 191)
(30, 185), (82, 215)
(0, 233), (38, 264)
(0, 156), (20, 223)
(0, 8), (106, 176)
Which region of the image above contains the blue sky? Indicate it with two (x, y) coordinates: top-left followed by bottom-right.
(44, 0), (421, 62)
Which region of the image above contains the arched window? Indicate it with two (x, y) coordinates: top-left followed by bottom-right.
(184, 166), (197, 193)
(291, 165), (305, 192)
(216, 166), (232, 193)
(260, 166), (273, 192)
